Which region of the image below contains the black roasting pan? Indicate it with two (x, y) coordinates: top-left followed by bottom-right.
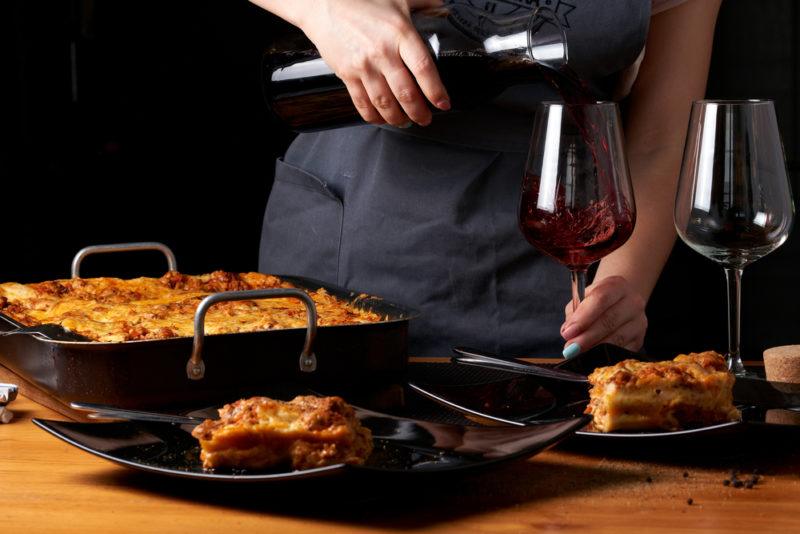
(0, 243), (415, 409)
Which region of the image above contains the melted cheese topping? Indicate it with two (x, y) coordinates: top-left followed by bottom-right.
(0, 271), (383, 342)
(585, 351), (741, 432)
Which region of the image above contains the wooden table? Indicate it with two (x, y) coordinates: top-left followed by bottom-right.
(3, 393), (800, 533)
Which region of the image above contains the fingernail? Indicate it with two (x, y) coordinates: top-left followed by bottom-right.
(562, 324), (578, 340)
(398, 121), (413, 129)
(562, 342), (581, 359)
(436, 99), (451, 111)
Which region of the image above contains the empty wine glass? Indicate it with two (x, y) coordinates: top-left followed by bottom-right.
(674, 100), (794, 375)
(519, 101), (636, 313)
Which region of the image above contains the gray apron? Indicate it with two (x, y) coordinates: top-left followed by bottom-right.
(260, 0), (651, 357)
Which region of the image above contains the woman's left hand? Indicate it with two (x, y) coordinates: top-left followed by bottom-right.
(560, 276), (648, 354)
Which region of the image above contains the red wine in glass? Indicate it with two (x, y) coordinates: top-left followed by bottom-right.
(519, 97), (636, 312)
(520, 183), (635, 268)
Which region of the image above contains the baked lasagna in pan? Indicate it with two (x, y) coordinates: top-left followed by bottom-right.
(0, 271), (382, 342)
(585, 351), (741, 432)
(191, 395), (373, 470)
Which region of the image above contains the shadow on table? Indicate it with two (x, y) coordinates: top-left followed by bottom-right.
(561, 424), (800, 474)
(73, 455), (639, 530)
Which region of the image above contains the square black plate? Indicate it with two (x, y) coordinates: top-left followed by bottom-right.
(32, 404), (587, 482)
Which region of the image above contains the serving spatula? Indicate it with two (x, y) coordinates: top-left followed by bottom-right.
(70, 402), (207, 425)
(451, 346), (589, 383)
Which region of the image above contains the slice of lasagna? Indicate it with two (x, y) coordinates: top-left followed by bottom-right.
(191, 395), (373, 471)
(585, 351), (741, 432)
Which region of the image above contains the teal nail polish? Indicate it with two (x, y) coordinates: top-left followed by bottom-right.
(399, 121), (413, 129)
(562, 342), (581, 359)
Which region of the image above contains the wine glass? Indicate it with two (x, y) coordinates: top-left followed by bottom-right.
(519, 101), (636, 313)
(674, 100), (794, 375)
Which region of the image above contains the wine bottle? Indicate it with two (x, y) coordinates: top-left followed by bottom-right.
(262, 5), (567, 132)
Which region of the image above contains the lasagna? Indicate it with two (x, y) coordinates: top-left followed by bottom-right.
(191, 395), (373, 471)
(585, 351), (741, 432)
(0, 271), (382, 342)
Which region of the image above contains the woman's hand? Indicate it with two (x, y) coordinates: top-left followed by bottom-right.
(297, 0), (451, 127)
(560, 276), (647, 356)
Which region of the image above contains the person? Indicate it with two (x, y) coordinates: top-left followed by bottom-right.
(252, 0), (722, 357)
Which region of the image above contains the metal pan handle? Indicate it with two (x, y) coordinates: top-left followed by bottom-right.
(71, 242), (178, 278)
(186, 289), (318, 380)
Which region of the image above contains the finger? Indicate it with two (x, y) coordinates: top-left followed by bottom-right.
(342, 78), (384, 124)
(560, 278), (628, 340)
(563, 300), (576, 321)
(597, 316), (648, 352)
(398, 33), (450, 110)
(361, 69), (409, 126)
(383, 64), (432, 125)
(564, 299), (645, 353)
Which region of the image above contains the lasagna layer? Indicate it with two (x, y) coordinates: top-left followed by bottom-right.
(191, 395), (373, 471)
(585, 351), (741, 432)
(0, 271), (382, 342)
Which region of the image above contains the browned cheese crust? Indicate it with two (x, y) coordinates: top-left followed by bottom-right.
(585, 351), (741, 432)
(0, 271), (383, 342)
(191, 395), (373, 471)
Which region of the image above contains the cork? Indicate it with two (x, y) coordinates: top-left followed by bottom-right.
(763, 345), (800, 393)
(765, 409), (800, 426)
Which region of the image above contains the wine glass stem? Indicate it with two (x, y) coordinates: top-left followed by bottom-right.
(724, 267), (745, 375)
(570, 268), (588, 313)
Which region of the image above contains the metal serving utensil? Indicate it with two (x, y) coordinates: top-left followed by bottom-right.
(451, 347), (589, 383)
(0, 324), (89, 342)
(408, 382), (590, 427)
(70, 402), (208, 425)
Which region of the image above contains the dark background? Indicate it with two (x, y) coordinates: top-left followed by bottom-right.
(1, 0), (798, 359)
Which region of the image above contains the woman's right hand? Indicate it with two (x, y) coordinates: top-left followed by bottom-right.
(296, 0), (451, 127)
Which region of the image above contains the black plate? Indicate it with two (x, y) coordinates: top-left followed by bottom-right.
(407, 345), (800, 441)
(32, 405), (587, 482)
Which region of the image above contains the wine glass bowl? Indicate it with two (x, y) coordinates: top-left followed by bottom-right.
(519, 101), (636, 311)
(674, 99), (794, 374)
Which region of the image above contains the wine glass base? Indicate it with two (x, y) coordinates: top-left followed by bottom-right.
(727, 355), (761, 378)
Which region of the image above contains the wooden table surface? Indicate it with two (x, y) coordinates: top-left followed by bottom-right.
(3, 379), (800, 532)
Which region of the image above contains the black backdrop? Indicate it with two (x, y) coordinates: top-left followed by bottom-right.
(2, 0), (799, 359)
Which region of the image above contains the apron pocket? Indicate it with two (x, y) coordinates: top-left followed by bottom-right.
(259, 158), (343, 283)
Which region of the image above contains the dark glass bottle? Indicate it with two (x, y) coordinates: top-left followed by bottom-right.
(262, 5), (567, 132)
